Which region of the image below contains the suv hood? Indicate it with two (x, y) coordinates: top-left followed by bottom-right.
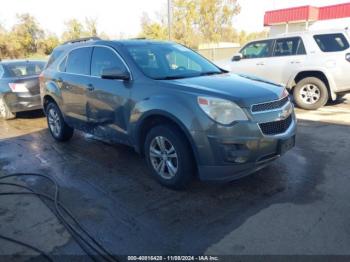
(170, 73), (285, 108)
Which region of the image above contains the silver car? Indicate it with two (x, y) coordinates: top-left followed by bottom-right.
(219, 29), (350, 110)
(0, 60), (45, 119)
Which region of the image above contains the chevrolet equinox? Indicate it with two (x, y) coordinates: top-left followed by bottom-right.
(40, 37), (296, 189)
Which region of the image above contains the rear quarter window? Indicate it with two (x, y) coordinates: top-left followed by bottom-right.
(46, 50), (64, 69)
(314, 33), (349, 52)
(66, 47), (92, 75)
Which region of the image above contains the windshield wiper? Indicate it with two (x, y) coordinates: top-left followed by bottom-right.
(155, 75), (190, 80)
(199, 71), (224, 76)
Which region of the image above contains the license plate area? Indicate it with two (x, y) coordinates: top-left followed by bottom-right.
(278, 136), (295, 155)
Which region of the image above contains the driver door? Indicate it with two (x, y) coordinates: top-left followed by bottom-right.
(86, 46), (131, 144)
(229, 40), (274, 79)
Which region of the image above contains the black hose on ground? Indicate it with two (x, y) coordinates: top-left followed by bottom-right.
(0, 173), (119, 262)
(0, 234), (53, 262)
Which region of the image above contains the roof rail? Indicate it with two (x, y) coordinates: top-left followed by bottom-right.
(129, 37), (147, 40)
(63, 36), (101, 45)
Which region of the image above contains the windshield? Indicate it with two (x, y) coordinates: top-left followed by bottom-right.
(125, 42), (223, 80)
(3, 62), (45, 78)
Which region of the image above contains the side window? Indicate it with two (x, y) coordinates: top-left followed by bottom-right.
(314, 33), (350, 52)
(273, 37), (306, 56)
(46, 50), (64, 69)
(91, 47), (126, 77)
(58, 56), (67, 72)
(66, 47), (92, 75)
(240, 40), (273, 59)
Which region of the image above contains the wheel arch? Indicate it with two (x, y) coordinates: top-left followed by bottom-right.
(134, 110), (199, 168)
(288, 70), (336, 100)
(43, 95), (58, 114)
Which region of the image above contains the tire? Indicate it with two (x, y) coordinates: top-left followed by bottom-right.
(293, 77), (328, 110)
(46, 102), (74, 142)
(0, 97), (16, 120)
(144, 124), (195, 189)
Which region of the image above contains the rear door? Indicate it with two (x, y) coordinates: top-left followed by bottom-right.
(229, 39), (274, 78)
(60, 47), (93, 125)
(263, 37), (307, 85)
(86, 46), (131, 144)
(313, 33), (350, 91)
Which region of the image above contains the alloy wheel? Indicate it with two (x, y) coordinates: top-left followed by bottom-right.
(149, 136), (178, 180)
(48, 108), (61, 137)
(300, 84), (321, 104)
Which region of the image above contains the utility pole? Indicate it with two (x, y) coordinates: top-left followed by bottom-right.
(167, 0), (172, 40)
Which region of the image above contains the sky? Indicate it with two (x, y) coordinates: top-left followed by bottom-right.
(0, 0), (348, 38)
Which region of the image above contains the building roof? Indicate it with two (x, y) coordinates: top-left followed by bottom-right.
(264, 3), (350, 26)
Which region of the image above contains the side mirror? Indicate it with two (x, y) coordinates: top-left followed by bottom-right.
(232, 53), (242, 62)
(101, 67), (130, 80)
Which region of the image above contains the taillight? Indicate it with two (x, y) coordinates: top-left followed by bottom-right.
(8, 83), (29, 93)
(346, 53), (350, 62)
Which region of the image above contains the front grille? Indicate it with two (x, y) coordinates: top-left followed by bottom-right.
(259, 115), (292, 135)
(252, 96), (289, 112)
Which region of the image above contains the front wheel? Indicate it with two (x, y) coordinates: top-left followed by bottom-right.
(144, 124), (195, 189)
(293, 77), (328, 110)
(46, 102), (74, 142)
(0, 97), (16, 120)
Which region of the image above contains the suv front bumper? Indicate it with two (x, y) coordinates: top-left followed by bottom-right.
(193, 111), (297, 182)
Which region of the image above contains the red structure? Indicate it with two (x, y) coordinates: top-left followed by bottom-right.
(264, 3), (350, 26)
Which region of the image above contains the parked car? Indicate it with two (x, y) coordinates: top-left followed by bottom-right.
(0, 59), (46, 119)
(218, 29), (350, 110)
(40, 37), (296, 189)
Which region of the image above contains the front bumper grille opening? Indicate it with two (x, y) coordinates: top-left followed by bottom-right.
(259, 115), (292, 135)
(252, 96), (289, 112)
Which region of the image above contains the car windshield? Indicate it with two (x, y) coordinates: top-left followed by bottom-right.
(125, 42), (223, 80)
(3, 62), (45, 78)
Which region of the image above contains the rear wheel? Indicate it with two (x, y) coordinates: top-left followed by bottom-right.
(293, 77), (328, 110)
(144, 124), (195, 189)
(0, 97), (16, 120)
(46, 102), (74, 142)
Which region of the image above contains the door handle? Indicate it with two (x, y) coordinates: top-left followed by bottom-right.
(87, 83), (95, 91)
(256, 62), (265, 66)
(290, 61), (301, 64)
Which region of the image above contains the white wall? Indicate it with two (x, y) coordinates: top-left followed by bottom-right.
(269, 17), (350, 36)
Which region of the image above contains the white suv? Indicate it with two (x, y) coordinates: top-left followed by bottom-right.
(219, 29), (350, 110)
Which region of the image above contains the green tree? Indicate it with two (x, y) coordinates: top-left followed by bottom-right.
(139, 0), (241, 48)
(62, 19), (85, 41)
(171, 0), (199, 47)
(198, 0), (240, 43)
(85, 17), (98, 36)
(139, 13), (168, 40)
(12, 13), (44, 56)
(38, 33), (60, 55)
(238, 30), (268, 46)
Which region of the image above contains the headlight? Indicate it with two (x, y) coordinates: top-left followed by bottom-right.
(197, 96), (248, 125)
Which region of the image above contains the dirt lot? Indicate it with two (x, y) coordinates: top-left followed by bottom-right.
(0, 96), (350, 259)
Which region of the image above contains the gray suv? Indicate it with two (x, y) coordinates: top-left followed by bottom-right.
(40, 38), (296, 189)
